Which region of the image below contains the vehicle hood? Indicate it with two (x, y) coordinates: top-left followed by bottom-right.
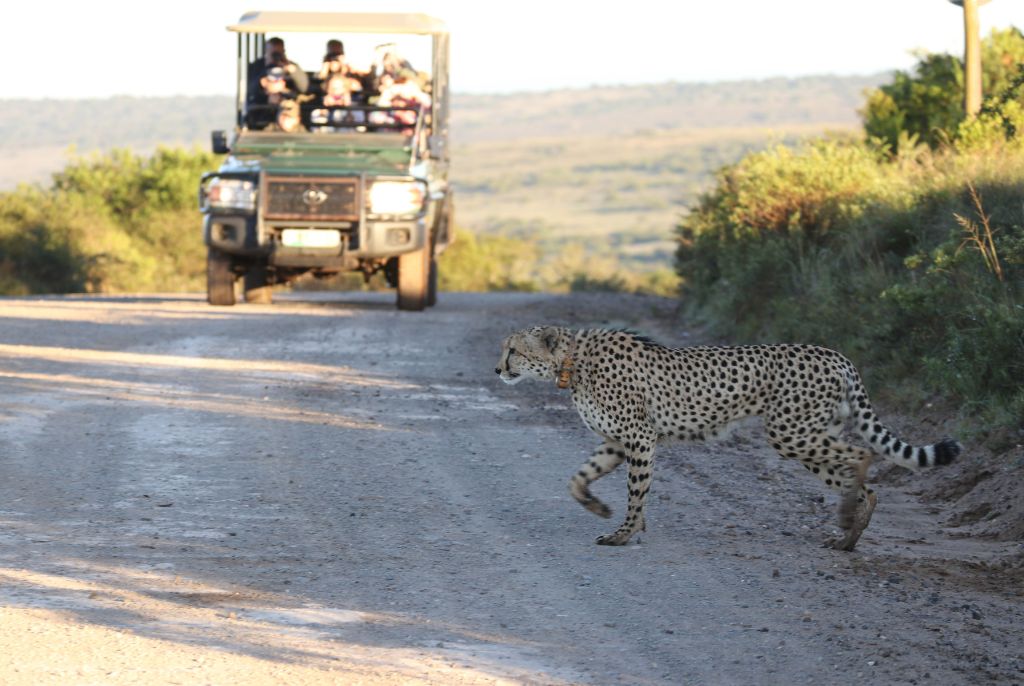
(228, 131), (414, 175)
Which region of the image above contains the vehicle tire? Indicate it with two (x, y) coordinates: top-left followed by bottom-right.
(396, 247), (429, 311)
(426, 257), (438, 307)
(244, 263), (273, 304)
(207, 248), (236, 306)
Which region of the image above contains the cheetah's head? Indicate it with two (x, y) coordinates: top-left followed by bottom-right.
(495, 326), (566, 385)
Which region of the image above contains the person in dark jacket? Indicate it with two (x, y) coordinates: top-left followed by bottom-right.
(247, 36), (308, 106)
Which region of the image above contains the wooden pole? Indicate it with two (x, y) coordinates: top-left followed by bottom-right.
(962, 0), (983, 116)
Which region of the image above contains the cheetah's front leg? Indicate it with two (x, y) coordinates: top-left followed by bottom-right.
(569, 441), (626, 519)
(596, 437), (656, 546)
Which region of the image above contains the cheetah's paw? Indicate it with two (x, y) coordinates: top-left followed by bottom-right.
(596, 530), (633, 546)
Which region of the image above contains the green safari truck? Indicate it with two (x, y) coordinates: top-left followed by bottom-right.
(199, 11), (452, 310)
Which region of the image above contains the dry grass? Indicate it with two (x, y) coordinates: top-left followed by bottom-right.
(452, 122), (858, 271)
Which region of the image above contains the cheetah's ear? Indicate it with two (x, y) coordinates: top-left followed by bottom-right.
(541, 327), (560, 353)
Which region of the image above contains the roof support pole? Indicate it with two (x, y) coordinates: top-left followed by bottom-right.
(236, 34), (244, 127)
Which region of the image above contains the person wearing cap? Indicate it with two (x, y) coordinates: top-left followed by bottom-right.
(326, 39), (344, 59)
(247, 36), (309, 107)
(318, 39), (345, 76)
(317, 49), (348, 82)
(316, 38), (376, 102)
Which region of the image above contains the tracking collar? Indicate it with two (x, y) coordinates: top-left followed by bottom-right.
(556, 333), (577, 389)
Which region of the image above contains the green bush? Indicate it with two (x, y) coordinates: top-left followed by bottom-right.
(676, 138), (906, 335)
(437, 228), (680, 296)
(1, 145), (672, 299)
(676, 135), (1023, 437)
(0, 147), (215, 294)
(882, 180), (1023, 430)
(0, 188), (87, 294)
(956, 64), (1024, 153)
(679, 33), (1024, 438)
(437, 229), (543, 292)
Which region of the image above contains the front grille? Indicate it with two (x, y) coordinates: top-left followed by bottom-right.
(264, 176), (359, 221)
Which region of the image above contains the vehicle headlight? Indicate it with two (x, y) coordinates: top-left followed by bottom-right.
(368, 180), (426, 216)
(202, 177), (257, 212)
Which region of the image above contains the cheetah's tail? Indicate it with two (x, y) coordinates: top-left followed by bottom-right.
(844, 371), (961, 470)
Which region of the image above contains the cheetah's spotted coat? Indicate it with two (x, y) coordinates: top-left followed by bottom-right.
(495, 327), (960, 550)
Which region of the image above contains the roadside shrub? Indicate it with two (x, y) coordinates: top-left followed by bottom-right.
(0, 190), (86, 294)
(884, 181), (1023, 429)
(437, 228), (680, 296)
(956, 64), (1024, 153)
(678, 31), (1024, 438)
(676, 134), (1023, 436)
(0, 147), (214, 294)
(676, 138), (905, 335)
(437, 229), (542, 292)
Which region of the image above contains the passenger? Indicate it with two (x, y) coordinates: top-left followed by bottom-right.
(311, 75), (366, 130)
(376, 69), (431, 133)
(322, 73), (354, 107)
(373, 43), (415, 82)
(259, 67), (292, 106)
(362, 43), (415, 97)
(270, 99), (305, 133)
(325, 38), (344, 60)
(316, 39), (374, 102)
(247, 37), (308, 106)
(317, 39), (347, 81)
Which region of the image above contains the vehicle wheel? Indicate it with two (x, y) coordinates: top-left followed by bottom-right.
(207, 248), (236, 306)
(396, 247), (429, 311)
(244, 262), (273, 304)
(426, 257), (438, 307)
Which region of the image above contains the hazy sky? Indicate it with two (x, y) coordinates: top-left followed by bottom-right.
(4, 0), (1021, 98)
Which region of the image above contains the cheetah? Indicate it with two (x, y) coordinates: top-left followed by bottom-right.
(495, 326), (960, 551)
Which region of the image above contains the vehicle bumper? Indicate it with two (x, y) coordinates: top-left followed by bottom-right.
(203, 213), (427, 263)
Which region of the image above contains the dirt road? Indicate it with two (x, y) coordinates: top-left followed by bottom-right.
(0, 292), (1020, 685)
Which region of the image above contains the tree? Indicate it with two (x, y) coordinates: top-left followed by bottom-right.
(949, 0), (992, 116)
(861, 26), (1024, 151)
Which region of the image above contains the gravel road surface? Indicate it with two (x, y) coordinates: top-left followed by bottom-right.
(0, 292), (1020, 685)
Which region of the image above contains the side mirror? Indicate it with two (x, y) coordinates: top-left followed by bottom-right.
(211, 130), (230, 155)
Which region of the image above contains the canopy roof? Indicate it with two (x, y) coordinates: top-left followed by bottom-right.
(227, 11), (447, 35)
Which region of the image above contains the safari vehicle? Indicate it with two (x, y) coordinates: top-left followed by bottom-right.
(199, 11), (452, 310)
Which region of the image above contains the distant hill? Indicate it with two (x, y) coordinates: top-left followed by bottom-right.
(0, 96), (237, 189)
(0, 73), (884, 163)
(0, 75), (886, 271)
(453, 75), (884, 143)
(0, 96), (236, 153)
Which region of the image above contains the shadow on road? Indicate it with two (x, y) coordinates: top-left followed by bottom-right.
(0, 292), (590, 684)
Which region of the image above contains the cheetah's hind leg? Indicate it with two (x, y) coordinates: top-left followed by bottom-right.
(767, 420), (877, 551)
(824, 488), (877, 551)
(569, 441), (626, 519)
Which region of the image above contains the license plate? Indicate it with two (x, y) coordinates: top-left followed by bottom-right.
(281, 229), (341, 249)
